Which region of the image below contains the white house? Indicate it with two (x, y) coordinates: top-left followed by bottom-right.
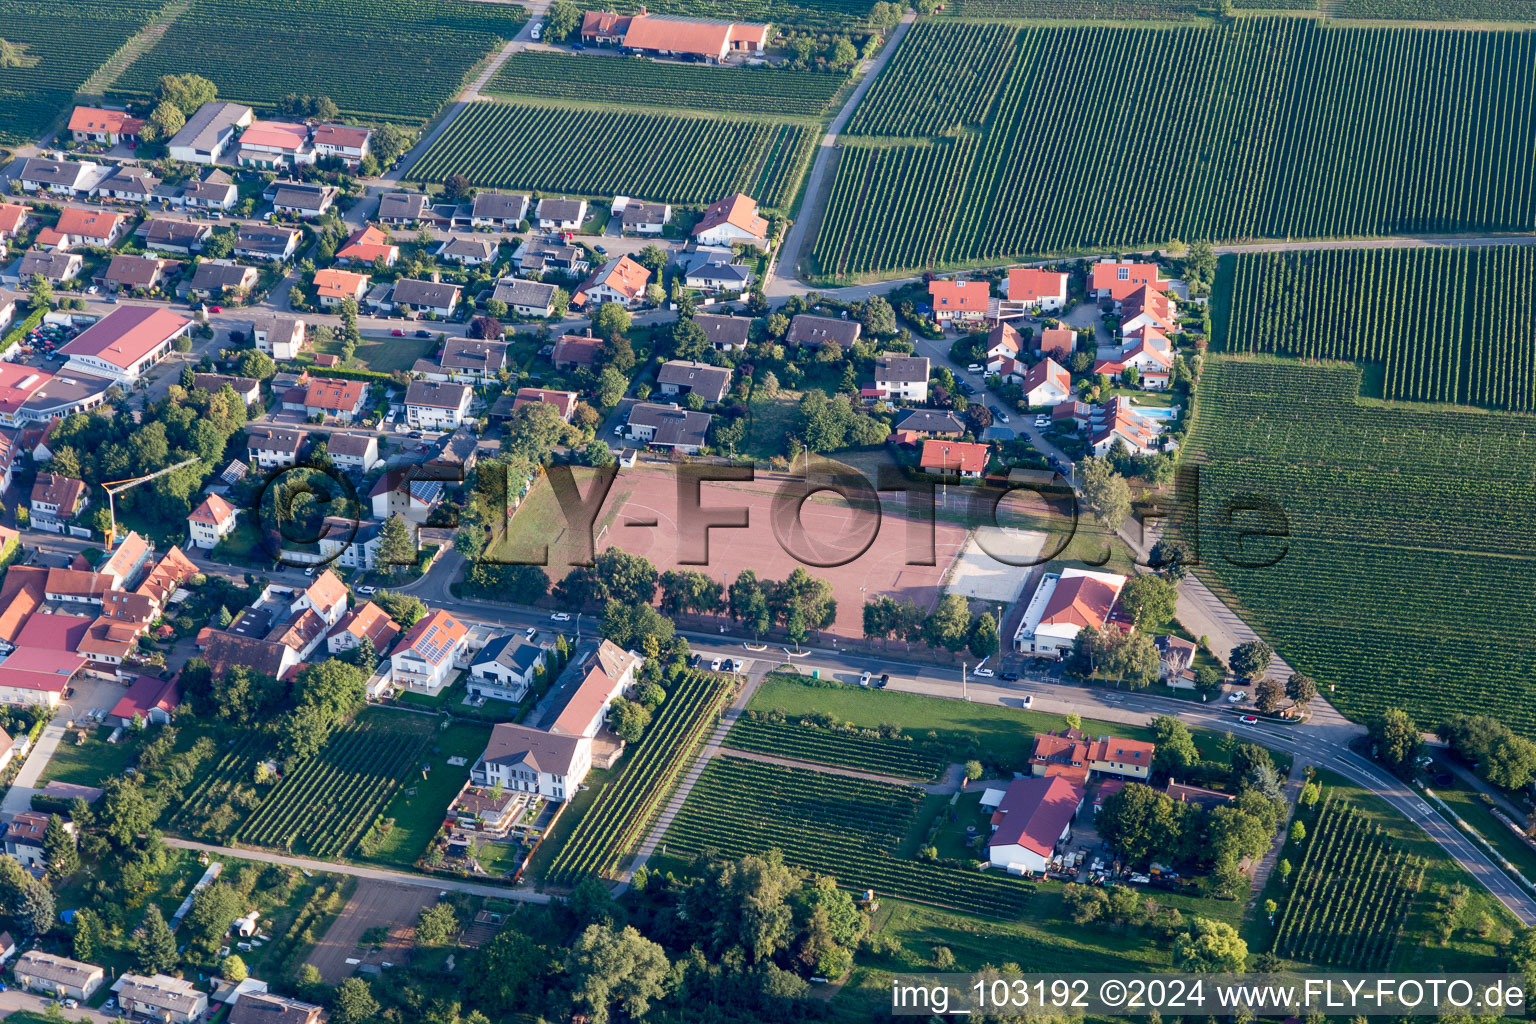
(619, 199), (671, 235)
(1012, 568), (1128, 656)
(113, 973), (208, 1024)
(693, 193), (768, 246)
(469, 722), (591, 802)
(535, 197), (587, 230)
(167, 102), (253, 164)
(246, 426), (307, 469)
(186, 494), (239, 549)
(871, 353), (929, 402)
(405, 380), (473, 430)
(468, 635), (546, 703)
(325, 432), (380, 474)
(1019, 357), (1071, 408)
(14, 952), (106, 1002)
(986, 776), (1084, 874)
(1000, 267), (1069, 315)
(548, 640), (641, 738)
(388, 609), (469, 695)
(250, 315), (307, 361)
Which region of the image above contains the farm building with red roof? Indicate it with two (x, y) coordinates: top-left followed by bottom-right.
(986, 775), (1084, 873)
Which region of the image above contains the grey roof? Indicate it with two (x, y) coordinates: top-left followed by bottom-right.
(622, 201), (670, 227)
(377, 192), (428, 221)
(431, 429), (479, 465)
(682, 260), (750, 287)
(15, 369), (112, 419)
(247, 426), (307, 453)
(182, 170), (236, 202)
(19, 251), (81, 282)
(229, 991), (324, 1024)
(18, 158), (94, 188)
(235, 225), (299, 255)
(471, 192), (530, 222)
(104, 254), (169, 289)
(439, 236), (496, 260)
(406, 379), (470, 409)
(787, 314), (861, 350)
(479, 721), (584, 775)
(694, 313), (751, 348)
(536, 197), (585, 223)
(16, 951), (103, 987)
(326, 432), (377, 457)
(0, 288), (18, 310)
(439, 337), (508, 373)
(874, 353), (929, 384)
(98, 165), (159, 196)
(513, 238), (584, 270)
(144, 219), (212, 248)
(168, 102), (252, 155)
(894, 408), (965, 435)
(271, 183), (334, 212)
(656, 359), (731, 402)
(492, 277), (557, 309)
(193, 372), (261, 396)
(190, 259), (256, 291)
(114, 974), (204, 1014)
(626, 402), (712, 448)
(473, 635), (543, 674)
(392, 278), (461, 309)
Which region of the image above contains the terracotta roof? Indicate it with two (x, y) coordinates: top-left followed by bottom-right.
(0, 566), (47, 641)
(1091, 261), (1168, 302)
(0, 204), (29, 235)
(512, 387), (578, 419)
(313, 123), (371, 150)
(303, 570), (349, 616)
(203, 631), (291, 679)
(0, 645), (84, 693)
(1039, 573), (1124, 630)
(100, 531), (151, 582)
(242, 120), (309, 151)
(394, 609), (467, 666)
(69, 107), (147, 135)
(50, 206), (126, 242)
(988, 776), (1083, 858)
(337, 225), (397, 264)
(1020, 357), (1070, 397)
(577, 255), (649, 303)
(987, 321), (1023, 357)
(111, 674), (181, 721)
(928, 279), (989, 314)
(581, 10), (632, 35)
(920, 439), (988, 474)
(313, 268), (369, 300)
(1007, 267), (1068, 303)
(694, 193), (768, 238)
(1165, 779), (1235, 810)
(302, 376), (368, 413)
(333, 601), (398, 650)
(31, 473), (87, 515)
(1039, 327), (1074, 358)
(549, 639), (638, 737)
(189, 493), (238, 526)
(552, 335), (601, 366)
(59, 305), (188, 370)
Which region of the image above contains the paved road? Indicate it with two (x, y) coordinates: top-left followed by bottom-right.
(163, 837), (551, 902)
(768, 12), (915, 298)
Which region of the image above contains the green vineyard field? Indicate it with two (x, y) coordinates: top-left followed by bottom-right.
(1333, 0), (1536, 18)
(0, 0), (162, 145)
(633, 0), (876, 34)
(113, 0), (520, 121)
(487, 51), (845, 118)
(1223, 247), (1536, 412)
(1273, 795), (1422, 967)
(545, 670), (735, 885)
(663, 755), (1037, 917)
(816, 19), (1536, 278)
(1181, 358), (1536, 734)
(723, 713), (947, 782)
(410, 100), (815, 209)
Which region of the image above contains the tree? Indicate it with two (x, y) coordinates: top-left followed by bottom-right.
(596, 365), (628, 407)
(593, 301), (632, 341)
(471, 315), (503, 340)
(1098, 783), (1180, 867)
(27, 273), (54, 310)
(1289, 820), (1306, 844)
(1119, 573), (1178, 629)
(545, 0), (583, 41)
(1254, 676), (1283, 713)
(922, 593), (971, 653)
(43, 814), (77, 877)
(1509, 926), (1536, 977)
(1370, 708), (1421, 774)
(860, 295), (897, 336)
(134, 904), (179, 974)
(1173, 917), (1248, 972)
(567, 924), (671, 1024)
(313, 96), (339, 120)
(1286, 673), (1318, 709)
(608, 698), (651, 743)
(332, 978), (380, 1024)
(184, 880), (244, 958)
(1229, 640), (1273, 682)
(1185, 241), (1218, 293)
(372, 122), (413, 167)
(443, 174), (473, 202)
(967, 612), (1000, 659)
(1148, 538), (1189, 580)
(222, 954), (249, 982)
(1278, 858), (1292, 886)
(374, 590), (426, 627)
(237, 349), (276, 380)
(1194, 664), (1223, 700)
(146, 101), (185, 143)
(964, 760), (983, 782)
(156, 73), (218, 117)
(18, 879), (54, 937)
(1078, 456), (1131, 529)
(72, 907), (104, 961)
(831, 36), (859, 69)
(1151, 715), (1199, 776)
(1264, 898), (1277, 924)
(376, 514), (417, 575)
(416, 901), (459, 946)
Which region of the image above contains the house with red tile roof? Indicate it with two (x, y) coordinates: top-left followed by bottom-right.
(919, 439), (989, 479)
(187, 494), (239, 549)
(0, 203), (30, 243)
(389, 609), (469, 695)
(1000, 267), (1069, 316)
(296, 570), (350, 629)
(928, 279), (989, 325)
(1089, 399), (1162, 456)
(312, 123), (372, 165)
(984, 322), (1024, 369)
(313, 268), (370, 307)
(297, 376), (369, 423)
(548, 639), (641, 740)
(36, 207), (128, 251)
(1093, 338), (1173, 389)
(986, 775), (1084, 874)
(572, 255), (650, 310)
(326, 601), (399, 656)
(1027, 728), (1155, 783)
(512, 387), (579, 422)
(552, 334), (603, 370)
(336, 225), (398, 267)
(98, 532), (153, 589)
(1038, 327), (1075, 361)
(1019, 357), (1071, 407)
(236, 120), (315, 168)
(68, 107), (147, 145)
(1013, 568), (1128, 656)
(694, 193), (769, 246)
(111, 674), (181, 727)
(1118, 284), (1176, 337)
(30, 473), (88, 524)
(581, 10), (769, 62)
(1090, 260), (1170, 304)
(57, 305), (190, 383)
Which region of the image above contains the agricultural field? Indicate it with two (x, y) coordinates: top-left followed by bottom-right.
(938, 0), (1197, 16)
(663, 755), (1037, 917)
(544, 669), (736, 885)
(723, 710), (948, 782)
(635, 0), (877, 34)
(487, 51), (846, 119)
(410, 100), (816, 210)
(237, 712), (436, 858)
(1180, 358), (1536, 734)
(1222, 247), (1536, 411)
(1272, 795), (1423, 967)
(113, 0), (521, 122)
(0, 0), (162, 145)
(1333, 0), (1536, 17)
(815, 19), (1536, 279)
(846, 22), (1017, 138)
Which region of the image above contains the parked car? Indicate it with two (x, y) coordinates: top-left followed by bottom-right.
(973, 667), (994, 677)
(877, 673), (889, 688)
(357, 585), (376, 595)
(530, 22), (542, 39)
(408, 430), (423, 438)
(550, 612), (571, 622)
(1021, 694), (1033, 707)
(1000, 671), (1019, 681)
(710, 657), (723, 671)
(1034, 415), (1049, 428)
(990, 404), (1010, 423)
(859, 670), (872, 686)
(966, 363), (983, 374)
(1240, 714), (1259, 724)
(209, 305), (223, 313)
(525, 627), (537, 639)
(959, 381), (976, 395)
(304, 567), (315, 576)
(1227, 691), (1248, 704)
(688, 654), (702, 668)
(595, 244), (608, 255)
(572, 41), (585, 49)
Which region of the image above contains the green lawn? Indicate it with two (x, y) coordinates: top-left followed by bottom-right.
(296, 332), (437, 373)
(483, 465), (612, 571)
(39, 726), (141, 788)
(362, 718), (493, 868)
(743, 392), (800, 460)
(1431, 782), (1536, 884)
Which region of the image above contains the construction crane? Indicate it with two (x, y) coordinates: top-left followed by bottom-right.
(102, 457), (201, 547)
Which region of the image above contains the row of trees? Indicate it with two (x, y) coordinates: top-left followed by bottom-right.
(862, 592), (999, 659)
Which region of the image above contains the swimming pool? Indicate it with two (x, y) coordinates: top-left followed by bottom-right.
(1134, 406), (1180, 421)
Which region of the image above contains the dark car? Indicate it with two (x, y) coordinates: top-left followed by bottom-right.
(408, 430), (423, 438)
(877, 674), (889, 688)
(959, 381), (976, 395)
(1000, 671), (1020, 681)
(415, 330), (432, 338)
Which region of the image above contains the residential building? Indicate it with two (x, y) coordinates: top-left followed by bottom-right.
(0, 290), (15, 335)
(89, 165), (161, 205)
(535, 197), (587, 230)
(620, 200), (671, 234)
(1012, 356), (1069, 406)
(68, 106), (145, 145)
(417, 338), (507, 384)
(551, 334), (601, 369)
(337, 225), (398, 267)
(580, 10), (769, 60)
(449, 785), (523, 835)
(235, 224), (301, 261)
(267, 180), (337, 218)
(471, 192), (530, 228)
(113, 973), (208, 1024)
(102, 254), (175, 294)
(677, 245), (751, 292)
(36, 207), (127, 250)
(512, 387), (578, 421)
(549, 640), (641, 737)
(16, 251), (83, 285)
(230, 991), (326, 1024)
(369, 470), (445, 525)
(326, 432), (380, 474)
(405, 380), (473, 430)
(573, 255), (649, 309)
(984, 321), (1024, 377)
(786, 314), (861, 352)
(389, 609), (469, 695)
(693, 192), (768, 245)
(192, 372), (262, 406)
(871, 353), (929, 402)
(250, 315), (307, 361)
(313, 268), (369, 307)
(1155, 634), (1198, 687)
(1029, 728), (1156, 782)
(893, 408), (964, 439)
(326, 601), (399, 656)
(1039, 326), (1075, 360)
(187, 259), (258, 300)
(0, 203), (30, 244)
(316, 516), (391, 570)
(312, 122), (372, 165)
(469, 635), (546, 703)
(14, 952), (105, 1001)
(377, 191), (429, 225)
(694, 312), (751, 351)
(298, 376), (369, 422)
(110, 674), (181, 727)
(1118, 284), (1176, 336)
(1094, 338), (1173, 390)
(1088, 398), (1161, 456)
(920, 439), (989, 479)
(3, 811), (53, 868)
(387, 278), (462, 318)
(656, 359), (731, 403)
(625, 402), (711, 453)
(469, 722), (590, 801)
(142, 219), (212, 254)
(437, 235), (497, 266)
(167, 102), (254, 163)
(928, 278), (989, 324)
(1012, 568), (1128, 656)
(16, 158), (106, 196)
(246, 426), (308, 469)
(1000, 267), (1069, 315)
(187, 494), (239, 549)
(510, 237), (588, 276)
(182, 169), (238, 210)
(491, 277), (558, 317)
(1165, 779), (1235, 810)
(1090, 260), (1169, 304)
(30, 473), (88, 522)
(986, 775), (1083, 874)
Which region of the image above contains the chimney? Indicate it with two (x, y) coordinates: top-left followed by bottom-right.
(585, 328), (592, 338)
(639, 4), (647, 13)
(430, 270), (441, 283)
